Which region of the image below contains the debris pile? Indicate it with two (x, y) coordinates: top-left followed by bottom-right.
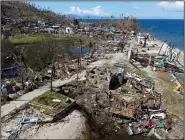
(1, 80), (21, 104)
(1, 107), (53, 139)
(1, 91), (76, 139)
(58, 65), (182, 139)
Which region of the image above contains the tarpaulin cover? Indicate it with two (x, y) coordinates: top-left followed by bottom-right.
(109, 73), (127, 90)
(140, 120), (157, 128)
(109, 74), (121, 90)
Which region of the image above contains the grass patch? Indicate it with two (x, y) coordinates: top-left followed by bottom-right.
(176, 73), (184, 86)
(157, 71), (183, 105)
(104, 63), (115, 69)
(125, 67), (153, 80)
(157, 72), (177, 89)
(155, 71), (184, 118)
(10, 34), (95, 45)
(76, 134), (87, 140)
(29, 91), (70, 115)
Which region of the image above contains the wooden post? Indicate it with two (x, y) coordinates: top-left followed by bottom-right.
(128, 44), (133, 61)
(158, 40), (167, 55)
(80, 45), (82, 68)
(50, 55), (57, 91)
(77, 56), (79, 83)
(50, 64), (53, 91)
(149, 55), (152, 66)
(174, 51), (181, 64)
(164, 42), (171, 56)
(79, 39), (82, 68)
(20, 56), (25, 90)
(159, 93), (161, 108)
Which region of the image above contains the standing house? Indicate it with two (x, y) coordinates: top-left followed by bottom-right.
(52, 25), (60, 29)
(38, 21), (46, 29)
(44, 28), (54, 34)
(66, 27), (74, 34)
(52, 25), (60, 34)
(58, 27), (66, 34)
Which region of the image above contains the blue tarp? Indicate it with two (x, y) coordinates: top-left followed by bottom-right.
(115, 67), (121, 74)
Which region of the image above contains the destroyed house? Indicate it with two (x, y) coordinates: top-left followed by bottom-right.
(1, 31), (12, 39)
(1, 58), (22, 79)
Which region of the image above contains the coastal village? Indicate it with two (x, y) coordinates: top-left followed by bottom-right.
(1, 1), (184, 140)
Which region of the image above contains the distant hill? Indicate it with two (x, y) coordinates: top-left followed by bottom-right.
(1, 1), (73, 24)
(65, 14), (112, 20)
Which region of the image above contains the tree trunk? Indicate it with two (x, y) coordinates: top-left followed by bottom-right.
(21, 69), (24, 90)
(80, 44), (82, 68)
(50, 64), (54, 91)
(21, 59), (25, 90)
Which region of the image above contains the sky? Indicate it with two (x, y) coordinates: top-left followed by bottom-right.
(30, 1), (184, 19)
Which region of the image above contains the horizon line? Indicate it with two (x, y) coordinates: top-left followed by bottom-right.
(77, 18), (184, 20)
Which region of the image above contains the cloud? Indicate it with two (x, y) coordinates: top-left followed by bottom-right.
(133, 6), (139, 9)
(157, 1), (184, 12)
(65, 6), (109, 16)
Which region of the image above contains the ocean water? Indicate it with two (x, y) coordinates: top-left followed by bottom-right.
(82, 19), (184, 51)
(137, 19), (184, 51)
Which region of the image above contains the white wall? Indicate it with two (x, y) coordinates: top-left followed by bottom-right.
(66, 27), (74, 34)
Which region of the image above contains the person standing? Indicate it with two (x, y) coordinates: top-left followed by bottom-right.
(143, 34), (148, 48)
(89, 42), (93, 55)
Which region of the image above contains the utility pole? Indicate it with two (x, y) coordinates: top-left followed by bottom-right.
(79, 39), (82, 68)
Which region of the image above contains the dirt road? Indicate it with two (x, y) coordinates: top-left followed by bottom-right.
(1, 53), (126, 118)
(1, 71), (86, 118)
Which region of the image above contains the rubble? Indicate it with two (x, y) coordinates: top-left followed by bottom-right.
(55, 62), (182, 139)
(1, 91), (76, 139)
(1, 19), (184, 139)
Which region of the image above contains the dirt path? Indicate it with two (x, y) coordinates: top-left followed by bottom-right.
(32, 110), (86, 139)
(1, 71), (86, 118)
(1, 53), (126, 118)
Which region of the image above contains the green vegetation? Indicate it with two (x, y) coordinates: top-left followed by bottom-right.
(157, 72), (183, 104)
(10, 34), (94, 45)
(2, 33), (96, 71)
(2, 1), (69, 24)
(157, 71), (183, 118)
(29, 91), (70, 115)
(76, 134), (87, 140)
(125, 67), (153, 80)
(176, 73), (184, 86)
(95, 16), (140, 33)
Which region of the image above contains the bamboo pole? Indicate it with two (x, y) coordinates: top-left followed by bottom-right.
(158, 40), (167, 55)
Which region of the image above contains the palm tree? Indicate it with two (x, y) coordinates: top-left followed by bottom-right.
(110, 15), (114, 26)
